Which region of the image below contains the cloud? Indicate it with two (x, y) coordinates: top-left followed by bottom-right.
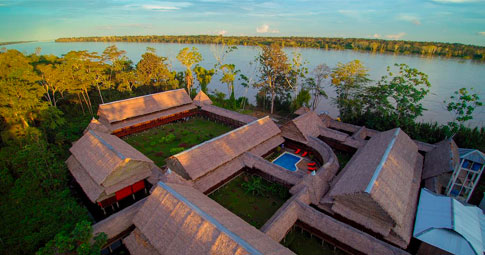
(139, 2), (191, 11)
(217, 30), (227, 35)
(431, 0), (482, 3)
(398, 15), (421, 25)
(373, 33), (381, 38)
(256, 24), (279, 33)
(386, 32), (406, 40)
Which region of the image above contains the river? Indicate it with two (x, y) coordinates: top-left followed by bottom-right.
(4, 41), (485, 127)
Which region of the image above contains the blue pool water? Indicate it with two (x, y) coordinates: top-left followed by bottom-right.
(273, 152), (301, 172)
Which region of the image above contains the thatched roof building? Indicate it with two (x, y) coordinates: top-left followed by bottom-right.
(281, 111), (324, 144)
(200, 104), (257, 127)
(327, 128), (423, 248)
(294, 106), (310, 115)
(422, 139), (460, 180)
(124, 182), (294, 255)
(67, 130), (153, 203)
(167, 116), (282, 182)
(97, 89), (197, 133)
(193, 90), (213, 106)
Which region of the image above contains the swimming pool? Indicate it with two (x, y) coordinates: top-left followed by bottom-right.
(272, 152), (302, 172)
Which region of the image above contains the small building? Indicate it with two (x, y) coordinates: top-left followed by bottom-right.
(193, 90), (213, 106)
(446, 148), (485, 203)
(124, 181), (294, 255)
(293, 106), (310, 115)
(422, 138), (460, 194)
(200, 104), (257, 128)
(280, 110), (324, 144)
(414, 188), (485, 255)
(326, 128), (423, 248)
(97, 88), (197, 136)
(67, 130), (154, 211)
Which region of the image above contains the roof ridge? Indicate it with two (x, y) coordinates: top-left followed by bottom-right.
(365, 128), (400, 193)
(88, 130), (126, 160)
(157, 182), (262, 255)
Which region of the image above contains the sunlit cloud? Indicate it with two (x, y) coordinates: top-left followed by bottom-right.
(373, 33), (381, 38)
(398, 14), (421, 25)
(139, 2), (192, 11)
(386, 32), (406, 39)
(217, 30), (227, 35)
(479, 32), (485, 36)
(256, 24), (279, 33)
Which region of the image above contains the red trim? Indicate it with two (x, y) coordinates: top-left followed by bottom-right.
(132, 180), (145, 193)
(115, 186), (133, 200)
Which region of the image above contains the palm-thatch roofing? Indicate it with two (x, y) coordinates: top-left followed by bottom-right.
(294, 106), (310, 115)
(422, 139), (460, 179)
(281, 111), (324, 144)
(126, 181), (294, 255)
(67, 130), (153, 202)
(166, 116), (281, 181)
(193, 90), (213, 106)
(327, 128), (422, 248)
(84, 118), (110, 134)
(201, 105), (257, 124)
(98, 88), (193, 125)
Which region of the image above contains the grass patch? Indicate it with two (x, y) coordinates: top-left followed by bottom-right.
(282, 227), (346, 255)
(209, 173), (290, 228)
(123, 117), (232, 167)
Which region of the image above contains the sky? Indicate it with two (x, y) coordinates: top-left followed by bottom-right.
(0, 0), (485, 46)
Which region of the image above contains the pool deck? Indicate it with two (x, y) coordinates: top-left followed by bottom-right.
(272, 149), (320, 174)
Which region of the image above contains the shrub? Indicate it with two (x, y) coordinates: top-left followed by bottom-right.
(169, 147), (185, 154)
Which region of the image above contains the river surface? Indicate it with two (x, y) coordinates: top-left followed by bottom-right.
(5, 41), (485, 127)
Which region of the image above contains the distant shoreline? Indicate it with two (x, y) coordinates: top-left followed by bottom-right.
(55, 35), (485, 60)
(0, 41), (36, 46)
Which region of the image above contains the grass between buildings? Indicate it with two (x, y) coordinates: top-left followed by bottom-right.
(209, 173), (290, 228)
(334, 150), (353, 169)
(122, 117), (232, 167)
(282, 227), (347, 255)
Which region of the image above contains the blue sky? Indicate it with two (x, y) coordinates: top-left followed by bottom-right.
(1, 0), (484, 46)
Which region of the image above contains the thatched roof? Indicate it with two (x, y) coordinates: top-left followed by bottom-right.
(281, 111), (324, 143)
(166, 116), (281, 181)
(68, 130), (153, 202)
(129, 182), (294, 255)
(98, 89), (193, 124)
(294, 106), (310, 115)
(201, 104), (257, 124)
(422, 138), (460, 179)
(193, 90), (212, 106)
(328, 128), (422, 248)
(84, 118), (110, 134)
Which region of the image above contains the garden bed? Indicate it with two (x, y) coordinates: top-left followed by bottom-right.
(123, 117), (232, 167)
(209, 172), (290, 228)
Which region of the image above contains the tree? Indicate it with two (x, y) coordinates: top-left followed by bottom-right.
(362, 63), (431, 125)
(219, 64), (240, 108)
(306, 64), (330, 110)
(194, 65), (215, 93)
(37, 220), (106, 255)
(136, 47), (177, 92)
(330, 60), (370, 120)
(445, 87), (483, 134)
(255, 44), (291, 114)
(176, 47), (202, 92)
(291, 88), (311, 112)
(0, 49), (44, 127)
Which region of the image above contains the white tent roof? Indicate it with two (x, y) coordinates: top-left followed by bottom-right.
(414, 188), (485, 255)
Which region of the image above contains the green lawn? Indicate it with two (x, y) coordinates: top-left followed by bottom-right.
(209, 173), (290, 228)
(122, 117), (232, 167)
(282, 228), (347, 255)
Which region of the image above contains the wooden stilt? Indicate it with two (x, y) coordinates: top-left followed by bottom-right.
(116, 202), (119, 208)
(102, 207), (106, 215)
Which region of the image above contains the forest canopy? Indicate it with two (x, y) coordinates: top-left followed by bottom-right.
(56, 35), (485, 60)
